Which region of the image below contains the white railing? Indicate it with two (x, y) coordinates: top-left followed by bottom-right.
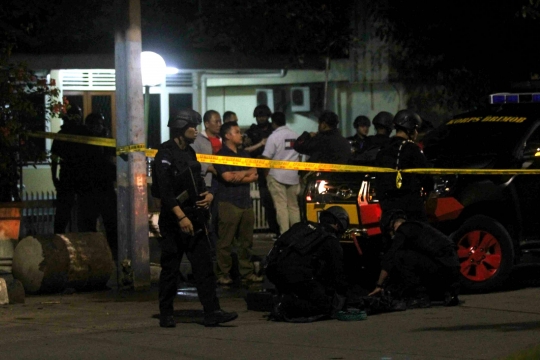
(20, 185), (269, 237)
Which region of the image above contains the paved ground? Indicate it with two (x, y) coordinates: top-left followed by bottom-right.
(1, 235), (540, 360)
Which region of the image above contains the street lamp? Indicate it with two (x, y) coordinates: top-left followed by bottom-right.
(140, 51), (166, 147)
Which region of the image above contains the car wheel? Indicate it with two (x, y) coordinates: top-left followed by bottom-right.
(452, 215), (515, 292)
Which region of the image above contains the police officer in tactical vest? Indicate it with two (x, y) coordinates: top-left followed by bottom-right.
(349, 111), (394, 165)
(266, 206), (349, 322)
(153, 109), (237, 327)
(369, 209), (460, 308)
(375, 109), (431, 222)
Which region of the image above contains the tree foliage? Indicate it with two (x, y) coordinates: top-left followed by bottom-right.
(0, 0), (115, 54)
(372, 0), (540, 121)
(1, 6), (66, 202)
(189, 0), (354, 67)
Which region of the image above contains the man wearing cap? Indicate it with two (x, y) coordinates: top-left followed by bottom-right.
(153, 109), (237, 328)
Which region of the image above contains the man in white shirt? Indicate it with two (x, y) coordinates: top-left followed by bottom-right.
(262, 112), (301, 235)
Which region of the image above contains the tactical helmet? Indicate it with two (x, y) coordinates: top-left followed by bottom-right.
(393, 109), (422, 131)
(167, 109), (202, 129)
(85, 112), (105, 127)
(85, 113), (106, 136)
(380, 209), (407, 233)
(320, 206), (350, 232)
(253, 104), (272, 117)
(373, 111), (394, 132)
(353, 115), (371, 128)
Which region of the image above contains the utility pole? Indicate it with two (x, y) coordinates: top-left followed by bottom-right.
(114, 0), (150, 290)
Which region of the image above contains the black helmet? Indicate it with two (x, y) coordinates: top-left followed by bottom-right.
(320, 206), (349, 232)
(380, 209), (407, 233)
(353, 115), (371, 128)
(168, 109), (202, 129)
(253, 104), (272, 117)
(373, 111), (394, 132)
(85, 112), (104, 127)
(85, 112), (106, 136)
(393, 109), (421, 131)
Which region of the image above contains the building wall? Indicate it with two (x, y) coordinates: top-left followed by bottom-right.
(206, 86), (320, 135)
(22, 62), (407, 195)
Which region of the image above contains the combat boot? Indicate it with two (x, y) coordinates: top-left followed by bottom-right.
(159, 315), (176, 328)
(204, 309), (238, 327)
(444, 290), (460, 307)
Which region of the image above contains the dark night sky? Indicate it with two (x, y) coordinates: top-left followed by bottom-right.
(3, 0), (539, 96)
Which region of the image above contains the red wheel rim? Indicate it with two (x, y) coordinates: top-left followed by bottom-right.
(457, 230), (502, 282)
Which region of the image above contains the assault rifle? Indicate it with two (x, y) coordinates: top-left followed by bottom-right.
(175, 166), (214, 258)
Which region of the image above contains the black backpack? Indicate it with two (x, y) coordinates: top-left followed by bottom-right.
(265, 222), (330, 285)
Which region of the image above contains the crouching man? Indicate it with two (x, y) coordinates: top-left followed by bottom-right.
(265, 206), (349, 322)
(369, 209), (460, 308)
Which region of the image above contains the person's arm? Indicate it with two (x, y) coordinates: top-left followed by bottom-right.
(221, 168), (258, 184)
(207, 164), (217, 176)
(408, 143), (433, 192)
(325, 239), (348, 295)
(241, 168), (258, 183)
(155, 150), (194, 234)
(368, 269), (389, 296)
(368, 231), (405, 295)
(50, 154), (60, 189)
(293, 131), (318, 155)
(221, 170), (247, 183)
(244, 137), (267, 153)
(195, 190), (213, 209)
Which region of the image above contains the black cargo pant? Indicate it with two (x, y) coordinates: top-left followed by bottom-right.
(158, 223), (220, 316)
(77, 182), (118, 261)
(390, 249), (458, 299)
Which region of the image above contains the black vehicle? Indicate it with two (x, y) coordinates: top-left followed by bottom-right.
(303, 93), (540, 292)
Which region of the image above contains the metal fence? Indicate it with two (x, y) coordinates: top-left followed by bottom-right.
(20, 183), (268, 237)
(20, 191), (57, 238)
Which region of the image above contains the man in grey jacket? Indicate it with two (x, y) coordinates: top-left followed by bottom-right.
(191, 110), (222, 247)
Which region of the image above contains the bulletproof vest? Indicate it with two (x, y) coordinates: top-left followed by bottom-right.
(375, 138), (421, 197)
(151, 141), (203, 201)
(402, 222), (459, 268)
(265, 222), (331, 285)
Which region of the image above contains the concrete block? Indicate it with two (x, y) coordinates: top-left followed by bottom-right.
(0, 276), (25, 304)
(7, 278), (25, 304)
(0, 278), (8, 305)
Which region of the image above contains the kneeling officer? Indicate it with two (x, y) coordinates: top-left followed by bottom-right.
(370, 209), (460, 308)
(265, 206), (349, 322)
(153, 109), (237, 327)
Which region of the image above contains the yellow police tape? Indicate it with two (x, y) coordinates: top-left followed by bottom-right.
(30, 131), (116, 148)
(30, 131), (540, 176)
